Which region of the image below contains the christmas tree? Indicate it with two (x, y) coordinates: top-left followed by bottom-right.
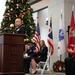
(1, 0), (35, 42)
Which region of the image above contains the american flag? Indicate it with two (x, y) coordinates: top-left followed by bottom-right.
(33, 23), (40, 51)
(47, 17), (54, 55)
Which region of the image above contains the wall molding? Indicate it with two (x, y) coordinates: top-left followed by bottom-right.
(30, 0), (42, 5)
(33, 6), (48, 13)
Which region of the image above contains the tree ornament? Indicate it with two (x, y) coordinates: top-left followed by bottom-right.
(30, 26), (35, 30)
(20, 10), (23, 13)
(11, 0), (14, 3)
(10, 24), (14, 28)
(6, 13), (10, 16)
(31, 30), (33, 32)
(7, 0), (10, 2)
(15, 15), (18, 17)
(28, 8), (30, 10)
(17, 6), (19, 9)
(16, 4), (19, 7)
(9, 17), (11, 20)
(26, 1), (30, 4)
(28, 11), (30, 15)
(8, 10), (10, 12)
(11, 8), (13, 11)
(23, 8), (25, 11)
(22, 15), (24, 18)
(6, 5), (9, 9)
(2, 23), (5, 26)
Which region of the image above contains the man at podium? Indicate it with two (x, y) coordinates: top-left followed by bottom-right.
(14, 18), (26, 34)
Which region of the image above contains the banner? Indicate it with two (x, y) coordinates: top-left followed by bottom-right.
(58, 13), (66, 56)
(47, 17), (54, 55)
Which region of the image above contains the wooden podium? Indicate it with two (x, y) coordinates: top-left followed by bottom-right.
(0, 33), (25, 75)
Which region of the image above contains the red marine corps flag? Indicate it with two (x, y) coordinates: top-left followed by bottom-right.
(67, 5), (75, 50)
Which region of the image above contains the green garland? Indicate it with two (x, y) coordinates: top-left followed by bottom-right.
(53, 60), (65, 72)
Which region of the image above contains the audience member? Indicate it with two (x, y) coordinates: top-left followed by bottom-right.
(23, 43), (38, 73)
(65, 45), (75, 75)
(31, 40), (48, 74)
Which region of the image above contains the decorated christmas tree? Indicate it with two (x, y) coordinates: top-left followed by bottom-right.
(1, 0), (35, 42)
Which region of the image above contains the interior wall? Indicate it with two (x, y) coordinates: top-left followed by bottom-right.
(0, 0), (6, 28)
(38, 8), (48, 46)
(33, 12), (38, 26)
(31, 0), (49, 12)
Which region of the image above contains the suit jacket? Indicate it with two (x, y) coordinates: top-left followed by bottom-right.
(27, 45), (36, 56)
(34, 46), (48, 63)
(14, 25), (26, 34)
(39, 46), (48, 58)
(27, 45), (38, 58)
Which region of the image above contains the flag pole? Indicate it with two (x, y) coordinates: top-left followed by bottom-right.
(60, 10), (63, 61)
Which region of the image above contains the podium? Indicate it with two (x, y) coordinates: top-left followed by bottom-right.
(0, 33), (25, 75)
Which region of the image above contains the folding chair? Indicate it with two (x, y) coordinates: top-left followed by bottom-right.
(36, 50), (50, 75)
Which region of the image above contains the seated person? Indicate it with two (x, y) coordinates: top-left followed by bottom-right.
(23, 43), (38, 73)
(31, 40), (48, 74)
(65, 45), (75, 75)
